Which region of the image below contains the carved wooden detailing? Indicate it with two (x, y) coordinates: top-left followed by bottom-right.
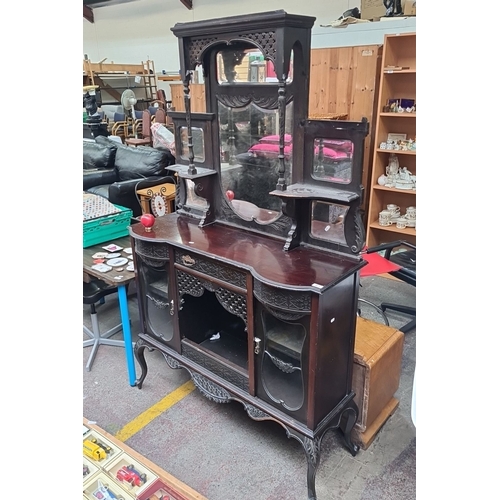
(186, 32), (277, 70)
(276, 81), (287, 191)
(216, 93), (293, 110)
(135, 240), (169, 259)
(146, 293), (169, 310)
(264, 350), (301, 373)
(242, 403), (271, 420)
(192, 372), (233, 403)
(263, 304), (306, 322)
(352, 207), (365, 253)
(176, 270), (205, 297)
(175, 251), (247, 288)
(215, 288), (247, 323)
(237, 31), (277, 61)
(181, 343), (249, 391)
(176, 269), (248, 323)
(162, 353), (181, 370)
(303, 436), (320, 467)
(187, 36), (218, 69)
(254, 281), (311, 313)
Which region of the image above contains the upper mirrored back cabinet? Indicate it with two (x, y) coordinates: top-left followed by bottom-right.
(168, 10), (369, 256)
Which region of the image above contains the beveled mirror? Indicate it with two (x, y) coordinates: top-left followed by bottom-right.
(215, 47), (294, 223)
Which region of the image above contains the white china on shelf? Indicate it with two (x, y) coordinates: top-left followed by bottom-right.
(379, 210), (393, 226)
(377, 174), (387, 186)
(396, 217), (408, 229)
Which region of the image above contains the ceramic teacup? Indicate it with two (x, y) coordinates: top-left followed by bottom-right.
(379, 210), (393, 226)
(406, 206), (416, 219)
(387, 204), (400, 217)
(396, 217), (408, 229)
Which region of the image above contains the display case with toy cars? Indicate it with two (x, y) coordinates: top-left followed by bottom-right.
(137, 478), (194, 500)
(105, 452), (157, 496)
(83, 432), (123, 467)
(83, 472), (136, 500)
(83, 456), (100, 485)
(83, 418), (206, 500)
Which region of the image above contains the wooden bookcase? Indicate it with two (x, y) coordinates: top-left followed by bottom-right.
(366, 33), (416, 247)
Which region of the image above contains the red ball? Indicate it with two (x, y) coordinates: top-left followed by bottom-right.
(226, 190), (235, 201)
(140, 213), (155, 228)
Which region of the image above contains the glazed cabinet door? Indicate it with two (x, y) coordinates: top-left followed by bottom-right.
(134, 240), (179, 352)
(253, 283), (312, 424)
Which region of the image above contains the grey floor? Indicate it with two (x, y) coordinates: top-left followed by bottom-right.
(83, 274), (416, 500)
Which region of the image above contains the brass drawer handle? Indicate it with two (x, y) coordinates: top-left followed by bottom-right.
(181, 255), (196, 267)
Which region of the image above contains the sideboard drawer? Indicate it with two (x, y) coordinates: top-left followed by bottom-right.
(174, 249), (247, 289)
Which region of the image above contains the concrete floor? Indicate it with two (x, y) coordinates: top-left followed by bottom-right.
(83, 274), (416, 500)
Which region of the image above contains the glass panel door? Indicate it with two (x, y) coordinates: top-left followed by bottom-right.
(259, 308), (306, 411)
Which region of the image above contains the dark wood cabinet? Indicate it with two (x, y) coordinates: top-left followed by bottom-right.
(130, 10), (369, 499)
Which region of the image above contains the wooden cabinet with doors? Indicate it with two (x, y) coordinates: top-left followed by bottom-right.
(132, 10), (371, 500)
(366, 33), (416, 247)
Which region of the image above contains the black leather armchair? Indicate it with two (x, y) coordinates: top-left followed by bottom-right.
(83, 136), (176, 217)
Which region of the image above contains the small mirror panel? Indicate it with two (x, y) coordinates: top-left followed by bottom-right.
(310, 201), (348, 245)
(180, 126), (205, 162)
(184, 179), (209, 210)
(311, 138), (353, 184)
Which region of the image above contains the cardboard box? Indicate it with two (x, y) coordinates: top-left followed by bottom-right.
(361, 0), (387, 20)
(403, 0), (416, 16)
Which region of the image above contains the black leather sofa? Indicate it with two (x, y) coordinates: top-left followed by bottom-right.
(83, 136), (176, 217)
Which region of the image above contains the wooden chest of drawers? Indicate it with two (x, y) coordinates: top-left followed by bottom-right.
(352, 317), (404, 449)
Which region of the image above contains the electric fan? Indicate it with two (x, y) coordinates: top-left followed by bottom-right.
(121, 89), (138, 119)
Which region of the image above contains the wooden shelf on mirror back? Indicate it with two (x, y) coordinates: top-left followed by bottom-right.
(366, 32), (416, 247)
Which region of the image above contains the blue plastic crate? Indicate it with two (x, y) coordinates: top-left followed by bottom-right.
(83, 203), (132, 248)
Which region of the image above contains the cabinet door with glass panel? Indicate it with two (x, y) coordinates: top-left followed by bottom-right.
(134, 240), (178, 352)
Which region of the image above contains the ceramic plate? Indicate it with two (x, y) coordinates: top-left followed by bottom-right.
(105, 253), (121, 259)
(91, 263), (112, 272)
(107, 257), (129, 267)
(102, 244), (123, 252)
(123, 247), (133, 254)
(92, 252), (108, 259)
(126, 263), (135, 272)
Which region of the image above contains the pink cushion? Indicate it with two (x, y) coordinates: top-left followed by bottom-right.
(248, 142), (292, 158)
(322, 139), (353, 153)
(315, 146), (349, 160)
(259, 134), (292, 145)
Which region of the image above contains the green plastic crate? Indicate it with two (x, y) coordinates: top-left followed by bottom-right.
(83, 204), (132, 248)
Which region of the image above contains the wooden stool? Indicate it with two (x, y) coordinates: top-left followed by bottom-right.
(352, 317), (404, 449)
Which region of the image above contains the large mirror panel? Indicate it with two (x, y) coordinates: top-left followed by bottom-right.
(219, 101), (293, 222)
